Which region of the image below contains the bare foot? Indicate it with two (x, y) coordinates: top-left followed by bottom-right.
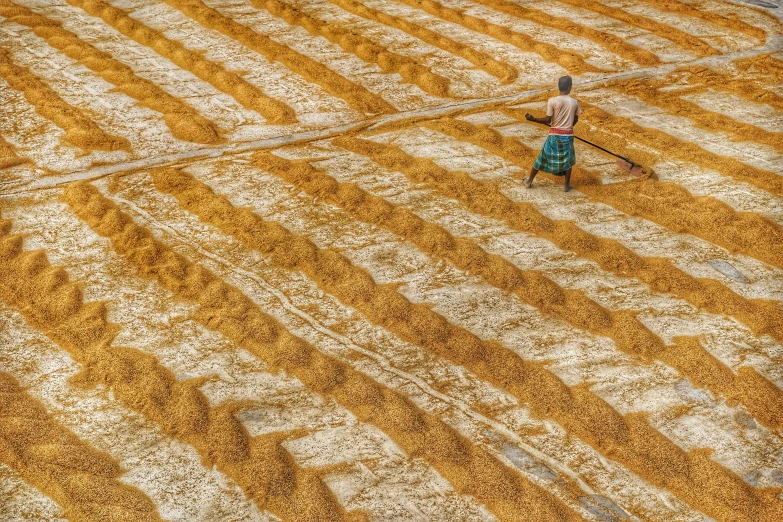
(523, 177), (533, 188)
(564, 184), (572, 192)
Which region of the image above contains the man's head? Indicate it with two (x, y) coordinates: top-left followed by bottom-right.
(558, 75), (573, 94)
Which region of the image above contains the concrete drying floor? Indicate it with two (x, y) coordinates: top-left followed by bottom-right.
(1, 1), (782, 521)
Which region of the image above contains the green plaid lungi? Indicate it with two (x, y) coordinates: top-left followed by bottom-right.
(533, 135), (576, 175)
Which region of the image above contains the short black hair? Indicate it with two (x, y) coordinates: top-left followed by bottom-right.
(558, 75), (573, 92)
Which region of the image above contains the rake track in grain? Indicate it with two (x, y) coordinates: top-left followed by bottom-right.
(737, 53), (783, 79)
(250, 148), (783, 431)
(66, 0), (297, 124)
(556, 0), (721, 57)
(163, 0), (394, 115)
(465, 0), (661, 66)
(454, 109), (783, 289)
(423, 116), (783, 344)
(0, 49), (129, 152)
(0, 134), (24, 169)
(331, 138), (783, 522)
(0, 216), (357, 522)
(606, 74), (783, 153)
(0, 0), (221, 144)
(257, 0), (451, 96)
(0, 369), (163, 522)
(709, 56), (783, 111)
(636, 0), (768, 42)
(64, 181), (583, 522)
(328, 0), (579, 78)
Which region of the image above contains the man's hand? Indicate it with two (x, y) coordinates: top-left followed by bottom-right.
(525, 113), (535, 121)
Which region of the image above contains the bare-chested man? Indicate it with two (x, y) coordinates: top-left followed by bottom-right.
(523, 75), (582, 192)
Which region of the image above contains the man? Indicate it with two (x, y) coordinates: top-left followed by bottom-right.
(523, 75), (582, 192)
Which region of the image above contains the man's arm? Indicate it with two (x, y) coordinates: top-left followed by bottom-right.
(525, 113), (552, 125)
(573, 115), (578, 126)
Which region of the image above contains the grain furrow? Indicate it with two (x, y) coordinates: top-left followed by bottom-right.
(0, 371), (163, 522)
(328, 0), (589, 77)
(160, 0), (394, 115)
(730, 55), (783, 112)
(8, 187), (493, 520)
(0, 48), (129, 152)
(0, 1), (220, 144)
(0, 299), (276, 522)
(66, 0), (297, 124)
(515, 96), (783, 197)
(63, 181), (584, 522)
(475, 107), (783, 275)
(0, 133), (25, 169)
(583, 177), (783, 273)
(119, 166), (705, 522)
(511, 103), (783, 261)
(334, 134), (783, 522)
(636, 0), (767, 42)
(148, 164), (672, 399)
(739, 54), (783, 75)
(0, 219), (356, 522)
(249, 149), (783, 431)
(425, 116), (783, 344)
(463, 0), (660, 66)
(606, 76), (783, 152)
(254, 0), (450, 95)
(0, 462), (67, 522)
(645, 62), (783, 115)
(331, 0), (520, 81)
(658, 338), (783, 432)
(556, 0), (721, 57)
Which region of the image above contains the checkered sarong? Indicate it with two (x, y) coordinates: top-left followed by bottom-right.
(533, 134), (576, 175)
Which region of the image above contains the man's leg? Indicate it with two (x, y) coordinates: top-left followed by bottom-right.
(563, 168), (572, 192)
(523, 167), (538, 188)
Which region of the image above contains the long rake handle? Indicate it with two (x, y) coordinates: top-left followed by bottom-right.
(536, 121), (633, 163)
(573, 135), (632, 163)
